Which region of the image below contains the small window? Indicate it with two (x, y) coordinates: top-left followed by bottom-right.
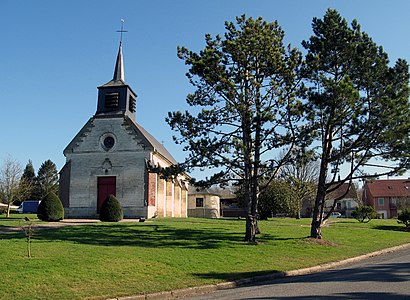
(103, 136), (115, 149)
(105, 93), (119, 108)
(378, 198), (384, 206)
(196, 197), (204, 208)
(129, 95), (136, 113)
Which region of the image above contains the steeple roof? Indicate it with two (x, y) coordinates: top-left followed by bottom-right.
(98, 41), (137, 94)
(100, 41), (130, 88)
(113, 41), (124, 81)
(96, 40), (137, 118)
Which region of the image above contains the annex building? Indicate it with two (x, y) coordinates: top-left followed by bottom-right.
(59, 41), (188, 219)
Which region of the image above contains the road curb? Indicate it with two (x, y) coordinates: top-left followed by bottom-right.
(113, 243), (410, 300)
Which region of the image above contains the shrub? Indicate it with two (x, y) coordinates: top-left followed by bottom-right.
(99, 194), (123, 222)
(37, 192), (64, 222)
(351, 205), (376, 223)
(397, 208), (410, 228)
(257, 180), (297, 220)
(0, 206), (6, 215)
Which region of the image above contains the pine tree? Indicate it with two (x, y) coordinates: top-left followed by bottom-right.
(167, 15), (305, 242)
(302, 9), (410, 238)
(35, 160), (59, 200)
(21, 160), (36, 200)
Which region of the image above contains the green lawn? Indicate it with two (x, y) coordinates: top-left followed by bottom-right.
(0, 215), (409, 300)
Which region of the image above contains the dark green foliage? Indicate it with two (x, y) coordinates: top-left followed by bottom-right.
(20, 160), (36, 201)
(258, 180), (297, 220)
(303, 9), (410, 238)
(37, 192), (64, 222)
(35, 160), (59, 200)
(99, 195), (123, 222)
(351, 205), (377, 223)
(167, 15), (304, 242)
(22, 160), (36, 185)
(397, 208), (410, 228)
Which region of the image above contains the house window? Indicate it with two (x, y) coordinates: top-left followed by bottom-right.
(196, 197), (204, 208)
(378, 198), (384, 206)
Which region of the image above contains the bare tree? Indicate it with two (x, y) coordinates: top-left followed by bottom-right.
(279, 150), (319, 218)
(0, 157), (32, 217)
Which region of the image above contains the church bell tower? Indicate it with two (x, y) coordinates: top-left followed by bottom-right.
(95, 41), (137, 120)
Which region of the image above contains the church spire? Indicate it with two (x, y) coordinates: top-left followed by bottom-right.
(96, 20), (136, 119)
(113, 41), (124, 81)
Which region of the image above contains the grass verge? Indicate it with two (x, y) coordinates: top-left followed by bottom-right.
(0, 215), (409, 300)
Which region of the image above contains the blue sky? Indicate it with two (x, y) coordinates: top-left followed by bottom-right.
(1, 0), (409, 179)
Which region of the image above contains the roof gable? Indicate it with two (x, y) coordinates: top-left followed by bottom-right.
(63, 115), (177, 165)
(365, 179), (410, 198)
(327, 182), (358, 201)
(124, 116), (177, 165)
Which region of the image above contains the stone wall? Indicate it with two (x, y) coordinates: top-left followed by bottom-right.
(64, 117), (151, 218)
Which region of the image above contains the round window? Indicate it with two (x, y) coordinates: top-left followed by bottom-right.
(103, 136), (115, 149)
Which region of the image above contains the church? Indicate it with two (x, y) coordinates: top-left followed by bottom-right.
(59, 40), (189, 219)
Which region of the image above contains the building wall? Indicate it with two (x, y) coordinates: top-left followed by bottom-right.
(63, 116), (189, 219)
(188, 194), (220, 218)
(166, 180), (173, 217)
(147, 172), (157, 206)
(157, 177), (165, 217)
(364, 186), (395, 219)
(64, 117), (151, 218)
(59, 160), (71, 208)
(181, 188), (188, 217)
(174, 183), (181, 217)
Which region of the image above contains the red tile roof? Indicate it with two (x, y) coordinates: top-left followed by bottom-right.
(365, 179), (410, 198)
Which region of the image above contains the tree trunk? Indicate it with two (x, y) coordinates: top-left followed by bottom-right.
(6, 203), (11, 218)
(27, 235), (31, 258)
(310, 122), (333, 239)
(310, 178), (327, 239)
(310, 155), (329, 238)
(245, 214), (258, 243)
(310, 219), (322, 239)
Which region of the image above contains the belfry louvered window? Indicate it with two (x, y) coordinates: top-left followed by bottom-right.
(129, 95), (136, 113)
(105, 93), (119, 108)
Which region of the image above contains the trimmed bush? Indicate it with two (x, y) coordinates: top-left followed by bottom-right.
(397, 208), (410, 228)
(351, 205), (376, 223)
(99, 194), (123, 222)
(37, 192), (64, 222)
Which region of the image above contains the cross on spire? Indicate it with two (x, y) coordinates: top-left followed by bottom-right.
(116, 19), (128, 43)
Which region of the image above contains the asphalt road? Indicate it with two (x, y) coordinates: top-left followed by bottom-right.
(183, 247), (410, 300)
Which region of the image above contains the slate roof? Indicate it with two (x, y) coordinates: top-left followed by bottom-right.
(125, 116), (177, 165)
(327, 182), (358, 200)
(188, 186), (220, 196)
(97, 41), (136, 96)
(365, 179), (410, 198)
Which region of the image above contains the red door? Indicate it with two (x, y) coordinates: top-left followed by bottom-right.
(97, 176), (116, 213)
